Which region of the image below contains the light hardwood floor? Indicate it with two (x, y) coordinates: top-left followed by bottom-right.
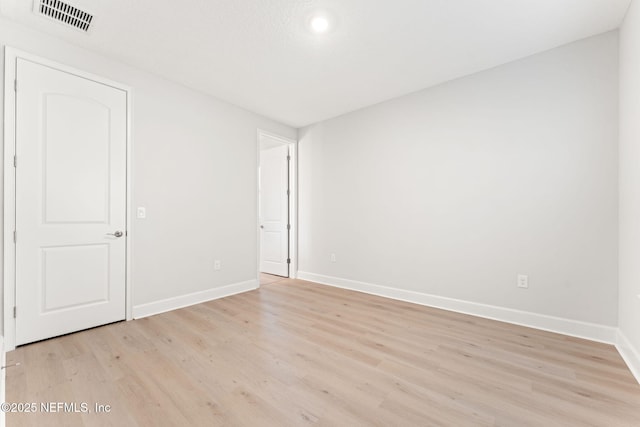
(259, 273), (287, 285)
(6, 278), (640, 426)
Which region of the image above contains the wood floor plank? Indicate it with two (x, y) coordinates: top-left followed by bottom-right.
(6, 278), (640, 426)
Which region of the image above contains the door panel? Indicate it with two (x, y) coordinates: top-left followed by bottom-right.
(262, 231), (284, 262)
(15, 58), (127, 346)
(44, 94), (110, 223)
(41, 244), (110, 312)
(259, 144), (289, 277)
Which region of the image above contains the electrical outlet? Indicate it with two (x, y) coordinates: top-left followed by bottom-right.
(330, 253), (336, 263)
(214, 260), (221, 271)
(137, 207), (146, 219)
(517, 274), (528, 289)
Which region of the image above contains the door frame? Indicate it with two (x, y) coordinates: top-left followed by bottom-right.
(257, 129), (297, 281)
(3, 47), (134, 351)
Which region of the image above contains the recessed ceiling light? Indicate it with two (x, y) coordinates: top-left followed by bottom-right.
(310, 16), (329, 33)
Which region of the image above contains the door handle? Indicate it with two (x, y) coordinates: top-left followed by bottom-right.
(106, 231), (124, 238)
(260, 225), (264, 229)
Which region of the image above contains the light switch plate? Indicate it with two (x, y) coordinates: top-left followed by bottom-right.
(517, 274), (528, 289)
(137, 207), (146, 219)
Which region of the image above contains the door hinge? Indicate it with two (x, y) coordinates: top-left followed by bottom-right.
(287, 155), (291, 161)
(286, 189), (290, 196)
(287, 224), (291, 230)
(13, 306), (16, 318)
(287, 258), (291, 264)
(13, 155), (17, 168)
(14, 79), (17, 92)
(13, 230), (16, 243)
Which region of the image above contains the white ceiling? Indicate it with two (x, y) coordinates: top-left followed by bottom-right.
(0, 0), (632, 127)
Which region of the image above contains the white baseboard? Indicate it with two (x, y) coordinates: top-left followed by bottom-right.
(616, 330), (640, 384)
(1, 334), (5, 427)
(132, 279), (258, 319)
(297, 271), (617, 344)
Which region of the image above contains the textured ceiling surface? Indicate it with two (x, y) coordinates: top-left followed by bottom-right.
(0, 0), (631, 127)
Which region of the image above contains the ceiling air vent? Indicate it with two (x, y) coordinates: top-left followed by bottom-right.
(36, 0), (93, 32)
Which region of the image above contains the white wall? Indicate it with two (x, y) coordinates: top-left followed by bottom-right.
(0, 18), (296, 327)
(298, 32), (619, 332)
(618, 0), (640, 378)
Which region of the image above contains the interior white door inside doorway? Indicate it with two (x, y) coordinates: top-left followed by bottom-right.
(259, 143), (290, 277)
(14, 58), (128, 346)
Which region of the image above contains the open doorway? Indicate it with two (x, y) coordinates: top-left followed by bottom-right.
(257, 130), (297, 283)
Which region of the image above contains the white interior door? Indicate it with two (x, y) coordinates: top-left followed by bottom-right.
(260, 144), (289, 277)
(15, 58), (127, 346)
